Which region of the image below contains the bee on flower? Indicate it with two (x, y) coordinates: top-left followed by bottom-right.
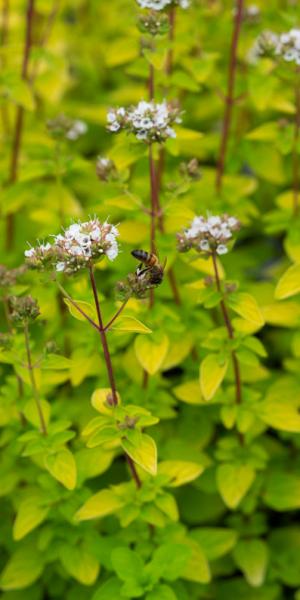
(107, 100), (181, 143)
(25, 219), (120, 275)
(177, 214), (240, 256)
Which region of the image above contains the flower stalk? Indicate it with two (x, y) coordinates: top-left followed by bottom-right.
(293, 67), (300, 216)
(215, 0), (244, 193)
(24, 322), (47, 435)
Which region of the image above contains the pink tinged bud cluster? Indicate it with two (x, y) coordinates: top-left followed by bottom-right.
(137, 0), (189, 10)
(107, 100), (181, 143)
(177, 214), (240, 256)
(24, 219), (119, 275)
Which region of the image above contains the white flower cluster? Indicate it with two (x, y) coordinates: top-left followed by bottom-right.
(177, 214), (240, 256)
(275, 29), (300, 66)
(249, 29), (300, 66)
(66, 120), (88, 141)
(107, 100), (181, 143)
(25, 219), (119, 275)
(47, 114), (88, 141)
(137, 0), (189, 10)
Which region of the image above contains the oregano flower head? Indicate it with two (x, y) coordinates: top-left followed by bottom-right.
(177, 214), (240, 256)
(47, 114), (88, 141)
(9, 295), (40, 326)
(137, 0), (189, 10)
(25, 219), (119, 275)
(250, 28), (300, 66)
(107, 100), (181, 143)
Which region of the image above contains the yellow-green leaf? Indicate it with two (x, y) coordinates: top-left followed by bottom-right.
(111, 316), (152, 334)
(174, 380), (204, 405)
(233, 540), (268, 588)
(45, 449), (77, 490)
(158, 460), (204, 487)
(122, 434), (157, 475)
(60, 545), (100, 586)
(0, 546), (44, 590)
(217, 463), (256, 509)
(75, 489), (124, 521)
(134, 333), (169, 375)
(200, 354), (229, 401)
(13, 495), (49, 541)
(181, 539), (211, 584)
(91, 388), (121, 414)
(275, 264), (300, 300)
(229, 293), (265, 328)
(64, 298), (97, 322)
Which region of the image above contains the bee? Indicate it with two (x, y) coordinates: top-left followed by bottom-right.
(131, 250), (166, 286)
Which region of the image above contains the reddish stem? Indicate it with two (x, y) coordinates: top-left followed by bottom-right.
(211, 252), (242, 411)
(215, 0), (244, 193)
(149, 144), (159, 256)
(104, 299), (129, 331)
(24, 322), (47, 435)
(88, 266), (142, 488)
(6, 0), (35, 250)
(293, 68), (300, 217)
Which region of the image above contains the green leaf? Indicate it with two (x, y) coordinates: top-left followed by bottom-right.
(148, 543), (191, 583)
(134, 332), (169, 375)
(13, 495), (50, 541)
(64, 298), (97, 322)
(191, 528), (238, 560)
(45, 449), (77, 490)
(111, 316), (152, 333)
(173, 380), (204, 405)
(75, 489), (124, 521)
(200, 354), (229, 400)
(59, 544), (100, 585)
(233, 540), (268, 587)
(0, 546), (44, 590)
(145, 584), (177, 600)
(216, 463), (256, 509)
(122, 433), (157, 475)
(228, 293), (265, 328)
(265, 472), (300, 511)
(158, 460), (204, 487)
(92, 578), (123, 600)
(275, 264), (300, 300)
(181, 539), (211, 584)
(111, 547), (144, 583)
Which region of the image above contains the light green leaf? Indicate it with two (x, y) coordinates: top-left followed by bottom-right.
(60, 545), (100, 586)
(228, 293), (265, 328)
(0, 546), (43, 590)
(64, 298), (97, 322)
(158, 460), (204, 487)
(45, 449), (77, 490)
(233, 539), (268, 587)
(217, 463), (256, 509)
(275, 264), (300, 300)
(122, 433), (157, 476)
(75, 489), (124, 521)
(200, 354), (229, 400)
(13, 495), (49, 541)
(111, 316), (152, 333)
(135, 333), (169, 375)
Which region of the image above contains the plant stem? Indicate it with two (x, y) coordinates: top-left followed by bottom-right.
(149, 143), (159, 255)
(56, 280), (100, 332)
(1, 0), (11, 136)
(88, 266), (141, 487)
(24, 322), (47, 435)
(104, 299), (129, 331)
(6, 0), (35, 250)
(149, 63), (154, 100)
(166, 5), (176, 76)
(215, 0), (244, 193)
(211, 252), (242, 410)
(293, 67), (300, 217)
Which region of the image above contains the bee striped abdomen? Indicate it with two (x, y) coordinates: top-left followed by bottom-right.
(131, 249), (154, 265)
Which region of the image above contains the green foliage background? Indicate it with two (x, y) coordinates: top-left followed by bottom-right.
(1, 1), (300, 599)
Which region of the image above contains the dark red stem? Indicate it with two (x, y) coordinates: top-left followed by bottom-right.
(89, 266), (142, 488)
(6, 0), (35, 250)
(212, 252), (242, 410)
(293, 68), (300, 217)
(215, 0), (244, 193)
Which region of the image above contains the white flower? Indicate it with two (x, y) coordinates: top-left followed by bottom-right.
(24, 248), (35, 258)
(109, 121), (121, 132)
(216, 245), (228, 255)
(200, 240), (210, 251)
(106, 243), (119, 261)
(108, 100), (181, 143)
(56, 262), (66, 272)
